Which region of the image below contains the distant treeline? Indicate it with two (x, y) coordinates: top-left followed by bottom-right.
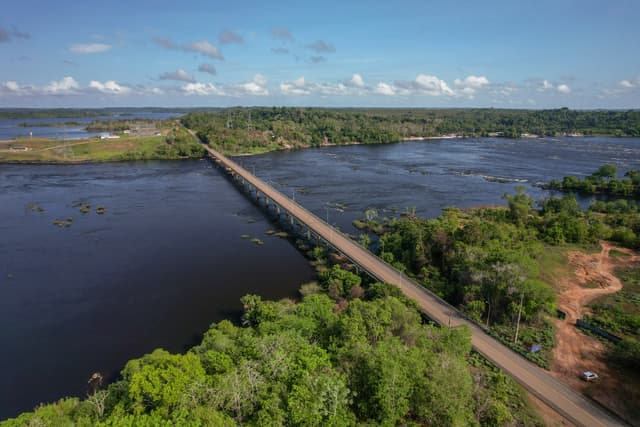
(85, 119), (156, 132)
(0, 108), (200, 120)
(547, 164), (640, 197)
(181, 107), (640, 155)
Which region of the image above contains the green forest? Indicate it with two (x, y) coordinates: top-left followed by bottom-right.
(181, 107), (640, 155)
(355, 190), (640, 370)
(5, 186), (640, 425)
(547, 164), (640, 197)
(1, 274), (543, 426)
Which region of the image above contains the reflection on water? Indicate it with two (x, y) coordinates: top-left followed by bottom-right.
(1, 136), (639, 419)
(0, 160), (313, 419)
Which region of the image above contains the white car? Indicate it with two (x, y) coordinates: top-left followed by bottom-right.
(581, 371), (598, 381)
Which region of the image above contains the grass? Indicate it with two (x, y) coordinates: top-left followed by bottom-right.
(490, 320), (556, 369)
(610, 249), (631, 259)
(0, 122), (204, 163)
(535, 243), (599, 291)
(586, 266), (640, 340)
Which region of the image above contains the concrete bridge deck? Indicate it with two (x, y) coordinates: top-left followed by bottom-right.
(202, 142), (627, 427)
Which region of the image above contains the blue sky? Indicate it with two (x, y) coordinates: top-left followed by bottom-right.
(1, 0), (639, 108)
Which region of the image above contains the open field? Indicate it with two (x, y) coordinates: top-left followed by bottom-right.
(0, 123), (204, 163)
(549, 242), (640, 424)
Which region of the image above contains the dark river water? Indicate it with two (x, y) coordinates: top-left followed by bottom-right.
(245, 136), (640, 230)
(0, 160), (314, 419)
(1, 136), (640, 419)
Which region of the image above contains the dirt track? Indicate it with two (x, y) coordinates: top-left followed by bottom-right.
(551, 241), (639, 423)
(201, 139), (627, 427)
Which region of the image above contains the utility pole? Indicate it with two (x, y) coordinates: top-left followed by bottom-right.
(514, 291), (525, 343)
(247, 110), (252, 132)
(226, 111), (231, 129)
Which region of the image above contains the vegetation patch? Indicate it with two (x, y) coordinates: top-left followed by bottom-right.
(53, 218), (73, 228)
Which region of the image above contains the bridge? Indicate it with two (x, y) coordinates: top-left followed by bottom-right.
(200, 142), (627, 427)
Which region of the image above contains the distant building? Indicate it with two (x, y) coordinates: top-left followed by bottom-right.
(100, 133), (121, 140)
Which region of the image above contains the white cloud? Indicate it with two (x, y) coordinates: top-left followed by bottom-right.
(69, 43), (112, 54)
(182, 82), (225, 96)
(2, 81), (21, 92)
(184, 40), (223, 59)
(232, 74), (269, 96)
(44, 76), (79, 94)
(349, 73), (365, 88)
(453, 75), (490, 97)
(280, 76), (366, 96)
(619, 77), (639, 89)
(454, 75), (490, 89)
(89, 80), (131, 95)
(413, 74), (455, 96)
(374, 82), (396, 96)
(557, 84), (571, 94)
(280, 77), (311, 95)
(538, 80), (554, 91)
(159, 69), (195, 83)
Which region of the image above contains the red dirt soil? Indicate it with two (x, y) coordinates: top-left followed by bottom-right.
(550, 241), (639, 424)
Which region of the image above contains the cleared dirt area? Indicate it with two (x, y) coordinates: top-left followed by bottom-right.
(551, 241), (639, 424)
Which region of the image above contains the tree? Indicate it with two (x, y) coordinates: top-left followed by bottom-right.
(122, 350), (207, 415)
(287, 370), (354, 426)
(592, 163), (618, 180)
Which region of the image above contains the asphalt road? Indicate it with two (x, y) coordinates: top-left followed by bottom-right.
(202, 142), (628, 427)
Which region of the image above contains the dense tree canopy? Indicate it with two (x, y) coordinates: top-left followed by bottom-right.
(181, 107), (640, 154)
(2, 275), (543, 426)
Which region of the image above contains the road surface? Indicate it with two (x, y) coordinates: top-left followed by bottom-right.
(199, 140), (627, 427)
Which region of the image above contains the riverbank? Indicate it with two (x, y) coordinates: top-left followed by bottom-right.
(0, 124), (204, 163)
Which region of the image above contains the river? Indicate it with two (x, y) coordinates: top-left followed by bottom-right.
(245, 136), (640, 230)
(0, 160), (314, 419)
(0, 112), (182, 140)
(1, 136), (639, 419)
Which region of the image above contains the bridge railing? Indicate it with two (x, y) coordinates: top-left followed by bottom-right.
(222, 151), (467, 326)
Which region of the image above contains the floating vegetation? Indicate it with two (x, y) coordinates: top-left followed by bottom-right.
(273, 231), (289, 238)
(246, 218), (256, 224)
(79, 204), (91, 214)
(250, 238), (264, 245)
(26, 203), (45, 213)
(95, 206), (106, 215)
(7, 273), (13, 280)
(265, 229), (276, 235)
(241, 234), (251, 239)
(53, 218), (73, 228)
